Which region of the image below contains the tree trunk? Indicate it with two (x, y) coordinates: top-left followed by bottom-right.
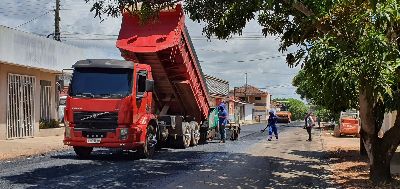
(360, 131), (367, 156)
(363, 133), (394, 184)
(359, 89), (400, 184)
(369, 151), (392, 184)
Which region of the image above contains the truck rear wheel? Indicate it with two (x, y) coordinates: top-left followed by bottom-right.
(190, 121), (200, 146)
(177, 122), (191, 149)
(138, 124), (157, 159)
(74, 147), (93, 159)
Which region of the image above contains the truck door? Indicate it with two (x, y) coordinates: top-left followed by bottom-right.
(135, 70), (151, 118)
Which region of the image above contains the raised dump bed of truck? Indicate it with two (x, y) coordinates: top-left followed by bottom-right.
(116, 5), (210, 122)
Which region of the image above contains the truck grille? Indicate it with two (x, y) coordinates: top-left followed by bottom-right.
(73, 111), (118, 130)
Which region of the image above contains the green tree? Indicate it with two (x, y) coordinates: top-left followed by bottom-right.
(85, 0), (400, 184)
(286, 98), (308, 121)
(273, 98), (308, 120)
(314, 106), (340, 122)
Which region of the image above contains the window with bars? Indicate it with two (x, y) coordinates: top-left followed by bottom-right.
(7, 74), (35, 138)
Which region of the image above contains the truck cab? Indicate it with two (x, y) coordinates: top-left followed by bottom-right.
(63, 59), (156, 158)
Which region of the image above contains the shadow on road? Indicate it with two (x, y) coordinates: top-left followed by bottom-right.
(2, 147), (336, 188)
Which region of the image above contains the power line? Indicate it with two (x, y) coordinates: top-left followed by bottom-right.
(199, 54), (287, 64)
(15, 10), (53, 28)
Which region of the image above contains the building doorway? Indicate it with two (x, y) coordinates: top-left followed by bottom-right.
(40, 80), (52, 121)
(7, 74), (36, 139)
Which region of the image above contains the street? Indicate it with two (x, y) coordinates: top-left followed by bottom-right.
(0, 123), (335, 189)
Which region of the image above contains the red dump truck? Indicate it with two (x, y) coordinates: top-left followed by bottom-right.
(63, 5), (212, 158)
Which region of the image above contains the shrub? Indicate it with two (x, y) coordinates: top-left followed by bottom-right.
(39, 119), (61, 129)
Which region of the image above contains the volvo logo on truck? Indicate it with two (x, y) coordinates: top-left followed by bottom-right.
(80, 112), (110, 121)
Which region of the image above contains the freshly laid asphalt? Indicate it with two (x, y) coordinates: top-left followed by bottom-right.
(0, 122), (336, 189)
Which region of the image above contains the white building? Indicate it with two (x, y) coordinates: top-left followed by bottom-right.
(0, 26), (84, 139)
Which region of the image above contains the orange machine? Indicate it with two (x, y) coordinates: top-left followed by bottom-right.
(276, 111), (292, 123)
(334, 110), (360, 137)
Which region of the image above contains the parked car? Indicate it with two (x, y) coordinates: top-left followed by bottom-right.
(334, 110), (360, 137)
(58, 96), (67, 123)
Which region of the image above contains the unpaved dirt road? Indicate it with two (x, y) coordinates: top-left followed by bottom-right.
(0, 123), (336, 189)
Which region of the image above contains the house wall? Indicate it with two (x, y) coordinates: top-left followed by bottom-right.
(0, 26), (84, 71)
(0, 62), (58, 140)
(244, 104), (254, 121)
(230, 92), (271, 121)
(379, 111), (397, 138)
(0, 26), (84, 140)
(253, 95), (268, 120)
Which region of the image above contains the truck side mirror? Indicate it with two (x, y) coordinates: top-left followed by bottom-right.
(145, 80), (154, 92)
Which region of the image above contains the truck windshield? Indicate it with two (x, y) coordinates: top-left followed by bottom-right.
(69, 68), (133, 98)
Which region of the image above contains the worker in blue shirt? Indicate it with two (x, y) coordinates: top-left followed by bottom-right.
(262, 110), (278, 141)
(218, 103), (228, 143)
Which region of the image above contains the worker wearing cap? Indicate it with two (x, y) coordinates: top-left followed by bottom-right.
(262, 110), (278, 141)
(218, 103), (228, 143)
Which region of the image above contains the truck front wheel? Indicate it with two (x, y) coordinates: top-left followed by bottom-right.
(138, 124), (157, 159)
(74, 147), (93, 159)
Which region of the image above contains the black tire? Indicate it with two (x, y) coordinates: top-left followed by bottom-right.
(177, 122), (191, 149)
(199, 121), (209, 144)
(199, 131), (208, 144)
(74, 147), (93, 159)
(156, 126), (167, 149)
(138, 124), (157, 159)
(190, 121), (200, 146)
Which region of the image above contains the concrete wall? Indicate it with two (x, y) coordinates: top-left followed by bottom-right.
(0, 63), (58, 140)
(0, 26), (85, 139)
(252, 95), (270, 120)
(244, 104), (254, 121)
(379, 111), (397, 138)
(0, 26), (84, 72)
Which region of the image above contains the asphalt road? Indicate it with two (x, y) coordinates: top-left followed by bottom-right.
(0, 122), (335, 189)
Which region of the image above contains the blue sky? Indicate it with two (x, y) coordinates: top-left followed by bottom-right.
(0, 0), (302, 99)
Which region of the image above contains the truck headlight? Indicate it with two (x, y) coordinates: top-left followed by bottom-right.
(120, 128), (129, 140)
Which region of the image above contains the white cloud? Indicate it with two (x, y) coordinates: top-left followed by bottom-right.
(0, 1), (302, 99)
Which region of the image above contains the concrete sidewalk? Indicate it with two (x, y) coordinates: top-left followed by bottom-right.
(0, 135), (67, 160)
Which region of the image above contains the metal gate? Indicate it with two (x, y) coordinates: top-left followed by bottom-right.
(7, 74), (36, 139)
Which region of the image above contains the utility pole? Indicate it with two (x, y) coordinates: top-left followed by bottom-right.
(54, 0), (61, 41)
(245, 72), (248, 102)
